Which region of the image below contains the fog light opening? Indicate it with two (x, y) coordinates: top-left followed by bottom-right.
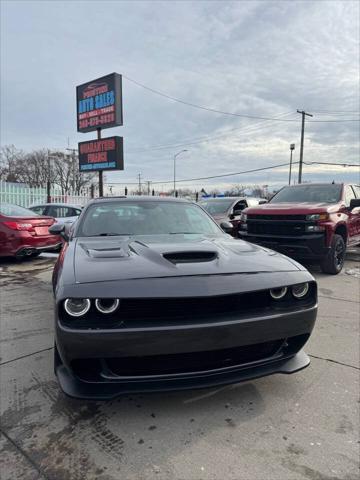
(270, 287), (288, 300)
(95, 298), (120, 314)
(292, 283), (309, 299)
(64, 298), (91, 317)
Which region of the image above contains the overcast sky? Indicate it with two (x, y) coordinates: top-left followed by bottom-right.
(1, 0), (359, 192)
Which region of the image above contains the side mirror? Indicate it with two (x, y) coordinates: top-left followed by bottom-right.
(220, 221), (234, 234)
(349, 198), (360, 210)
(49, 223), (68, 241)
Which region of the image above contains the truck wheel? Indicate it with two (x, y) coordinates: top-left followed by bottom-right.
(320, 234), (346, 274)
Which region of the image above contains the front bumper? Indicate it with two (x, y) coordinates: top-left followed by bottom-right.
(239, 232), (329, 259)
(55, 349), (310, 400)
(55, 305), (317, 399)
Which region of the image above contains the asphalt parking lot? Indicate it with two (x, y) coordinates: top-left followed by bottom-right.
(0, 251), (359, 480)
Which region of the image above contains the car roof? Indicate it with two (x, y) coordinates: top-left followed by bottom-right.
(88, 196), (191, 204)
(282, 183), (345, 187)
(30, 202), (83, 208)
(199, 197), (250, 201)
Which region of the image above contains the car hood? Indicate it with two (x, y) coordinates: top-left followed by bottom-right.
(245, 202), (338, 214)
(72, 234), (302, 284)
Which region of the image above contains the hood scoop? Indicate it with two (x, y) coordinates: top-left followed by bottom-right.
(79, 241), (129, 259)
(163, 251), (218, 264)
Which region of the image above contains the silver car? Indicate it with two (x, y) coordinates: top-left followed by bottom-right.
(29, 203), (82, 226)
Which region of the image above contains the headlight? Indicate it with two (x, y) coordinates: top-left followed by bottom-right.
(95, 298), (120, 314)
(240, 213), (247, 222)
(306, 213), (328, 221)
(270, 287), (288, 300)
(292, 283), (309, 299)
(64, 298), (91, 317)
(305, 225), (325, 232)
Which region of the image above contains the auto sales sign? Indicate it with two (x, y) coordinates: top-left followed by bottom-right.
(76, 73), (123, 132)
(78, 136), (124, 172)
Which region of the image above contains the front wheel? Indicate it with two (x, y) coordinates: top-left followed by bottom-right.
(320, 234), (346, 275)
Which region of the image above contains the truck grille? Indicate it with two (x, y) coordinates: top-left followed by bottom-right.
(247, 214), (307, 236)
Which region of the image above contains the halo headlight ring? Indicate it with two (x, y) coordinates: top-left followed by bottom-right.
(292, 283), (309, 299)
(95, 298), (120, 314)
(270, 287), (288, 300)
(64, 298), (91, 317)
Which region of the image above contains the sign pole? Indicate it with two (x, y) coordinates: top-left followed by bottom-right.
(97, 128), (104, 197)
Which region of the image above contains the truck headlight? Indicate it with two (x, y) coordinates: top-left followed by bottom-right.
(305, 225), (325, 232)
(240, 213), (247, 222)
(306, 213), (329, 221)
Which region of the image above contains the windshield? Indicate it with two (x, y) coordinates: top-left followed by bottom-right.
(77, 201), (222, 237)
(0, 203), (40, 217)
(199, 199), (234, 215)
(270, 184), (342, 204)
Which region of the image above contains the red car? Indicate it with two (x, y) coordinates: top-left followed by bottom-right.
(0, 203), (62, 259)
(239, 183), (360, 274)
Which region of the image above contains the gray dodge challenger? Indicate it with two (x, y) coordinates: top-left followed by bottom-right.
(49, 196), (317, 399)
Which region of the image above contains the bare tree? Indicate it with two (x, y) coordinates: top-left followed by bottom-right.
(0, 145), (25, 182)
(0, 145), (95, 194)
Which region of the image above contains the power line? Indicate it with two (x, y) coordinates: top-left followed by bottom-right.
(124, 75), (360, 123)
(109, 162), (299, 186)
(126, 112), (296, 153)
(106, 160), (358, 186)
(304, 161), (360, 167)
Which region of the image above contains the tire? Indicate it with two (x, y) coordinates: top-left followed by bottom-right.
(320, 234), (346, 275)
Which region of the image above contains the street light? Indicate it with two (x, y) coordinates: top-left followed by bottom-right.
(173, 149), (188, 196)
(289, 143), (295, 185)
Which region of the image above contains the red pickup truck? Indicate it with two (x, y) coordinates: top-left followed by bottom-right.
(238, 183), (360, 274)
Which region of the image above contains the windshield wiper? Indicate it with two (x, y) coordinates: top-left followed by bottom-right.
(97, 233), (131, 236)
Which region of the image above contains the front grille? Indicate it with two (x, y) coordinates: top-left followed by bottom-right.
(247, 215), (308, 236)
(247, 222), (306, 235)
(120, 291), (270, 320)
(60, 290), (272, 329)
(59, 285), (317, 330)
(248, 214), (306, 221)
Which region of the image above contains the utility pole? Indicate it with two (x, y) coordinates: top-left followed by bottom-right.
(47, 150), (51, 203)
(297, 110), (313, 184)
(146, 181), (151, 195)
(289, 143), (295, 185)
(97, 128), (103, 197)
(173, 149), (188, 197)
(137, 173), (142, 195)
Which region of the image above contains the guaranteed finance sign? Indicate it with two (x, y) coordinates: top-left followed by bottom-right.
(78, 137), (124, 172)
(76, 73), (123, 133)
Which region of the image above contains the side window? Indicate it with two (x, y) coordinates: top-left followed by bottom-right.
(30, 206), (46, 215)
(344, 186), (356, 207)
(352, 185), (360, 198)
(48, 206), (73, 218)
(233, 201), (247, 213)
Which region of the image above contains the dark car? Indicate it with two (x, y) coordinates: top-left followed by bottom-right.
(0, 203), (62, 258)
(199, 197), (265, 235)
(49, 196), (317, 399)
(239, 183), (360, 274)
